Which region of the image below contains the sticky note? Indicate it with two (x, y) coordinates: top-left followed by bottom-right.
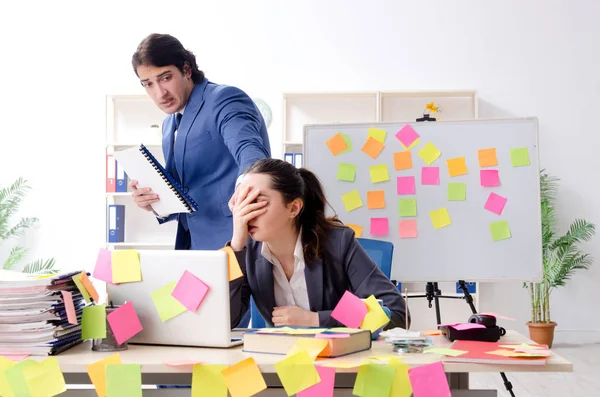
(61, 290), (78, 325)
(395, 124), (420, 148)
(315, 332), (350, 339)
(151, 282), (187, 322)
(393, 151), (412, 170)
(107, 301), (143, 345)
(360, 295), (390, 333)
(326, 327), (364, 334)
(399, 219), (417, 239)
(352, 363), (395, 397)
(0, 356), (15, 397)
(480, 170), (500, 187)
(398, 198), (417, 217)
(424, 348), (468, 357)
(5, 360), (37, 397)
(362, 137), (385, 159)
(319, 361), (363, 369)
(346, 224), (363, 237)
(111, 250), (142, 283)
(396, 176), (415, 195)
(23, 357), (66, 397)
(388, 358), (412, 397)
(367, 190), (386, 209)
(339, 134), (353, 155)
(82, 304), (107, 340)
(80, 272), (100, 303)
(106, 364), (142, 397)
(511, 147), (530, 166)
(430, 208), (451, 230)
(297, 366), (335, 397)
(165, 360), (204, 366)
(342, 190), (363, 212)
(484, 192), (508, 215)
(93, 248), (113, 284)
(490, 220), (511, 241)
(171, 270), (210, 312)
(450, 323), (485, 331)
(418, 142), (441, 165)
(286, 338), (329, 360)
(72, 273), (91, 304)
(368, 128), (387, 144)
(325, 133), (348, 156)
(401, 138), (420, 151)
(221, 357), (267, 397)
(192, 364), (228, 397)
(86, 353), (122, 397)
(370, 218), (389, 236)
(220, 246), (243, 281)
(285, 328), (328, 335)
(331, 290), (368, 329)
(447, 182), (466, 201)
(369, 164), (389, 183)
(421, 166), (440, 185)
(407, 361), (451, 397)
(275, 350), (321, 396)
(336, 163), (357, 182)
(446, 156), (467, 177)
(478, 148), (497, 167)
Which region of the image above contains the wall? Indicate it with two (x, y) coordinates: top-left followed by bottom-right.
(1, 0), (598, 338)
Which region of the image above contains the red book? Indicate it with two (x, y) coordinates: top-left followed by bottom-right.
(444, 340), (548, 365)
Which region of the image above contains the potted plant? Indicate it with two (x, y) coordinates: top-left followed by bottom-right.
(1, 177), (57, 274)
(525, 170), (595, 347)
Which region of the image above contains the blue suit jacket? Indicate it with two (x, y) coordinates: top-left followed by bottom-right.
(158, 79), (271, 250)
(229, 226), (411, 329)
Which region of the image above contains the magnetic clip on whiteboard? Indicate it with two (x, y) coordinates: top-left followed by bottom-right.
(416, 113), (436, 122)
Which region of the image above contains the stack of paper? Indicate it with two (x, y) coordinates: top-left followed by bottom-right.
(0, 270), (86, 355)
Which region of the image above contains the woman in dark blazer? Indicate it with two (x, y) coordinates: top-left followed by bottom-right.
(228, 159), (410, 330)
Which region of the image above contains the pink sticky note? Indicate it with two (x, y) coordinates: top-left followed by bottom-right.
(399, 219), (417, 238)
(484, 192), (507, 215)
(408, 361), (451, 397)
(107, 301), (143, 345)
(331, 291), (368, 328)
(480, 170), (500, 187)
(171, 270), (210, 312)
(450, 323), (486, 331)
(421, 167), (440, 185)
(396, 176), (416, 195)
(395, 124), (420, 148)
(164, 360), (204, 366)
(370, 218), (389, 236)
(93, 248), (113, 283)
(297, 365), (336, 397)
(61, 290), (78, 325)
(315, 333), (350, 339)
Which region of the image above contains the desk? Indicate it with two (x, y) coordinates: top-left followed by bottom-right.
(52, 330), (572, 396)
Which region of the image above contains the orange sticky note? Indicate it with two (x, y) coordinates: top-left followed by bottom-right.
(447, 156), (468, 177)
(361, 137), (385, 159)
(86, 353), (122, 397)
(221, 358), (267, 397)
(393, 151), (412, 170)
(80, 272), (100, 303)
(478, 148), (498, 167)
(367, 190), (386, 209)
(326, 133), (348, 156)
(220, 246), (243, 281)
(346, 224), (363, 238)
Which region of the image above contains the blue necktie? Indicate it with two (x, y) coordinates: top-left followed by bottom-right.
(172, 112), (182, 151)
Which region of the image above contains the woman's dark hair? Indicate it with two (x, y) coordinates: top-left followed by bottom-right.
(131, 33), (205, 84)
(245, 159), (343, 262)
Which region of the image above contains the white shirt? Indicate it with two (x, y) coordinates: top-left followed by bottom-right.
(261, 232), (311, 310)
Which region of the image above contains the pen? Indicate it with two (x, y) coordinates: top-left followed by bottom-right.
(404, 287), (409, 330)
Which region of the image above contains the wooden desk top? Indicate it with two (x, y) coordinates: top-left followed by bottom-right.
(53, 330), (572, 374)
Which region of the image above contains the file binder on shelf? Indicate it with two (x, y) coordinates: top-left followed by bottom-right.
(284, 153), (294, 164)
(113, 144), (199, 217)
(106, 154), (116, 192)
(107, 204), (125, 243)
(115, 161), (128, 193)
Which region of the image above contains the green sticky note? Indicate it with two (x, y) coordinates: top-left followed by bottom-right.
(398, 198), (417, 217)
(368, 128), (387, 144)
(337, 163), (357, 182)
(152, 282), (187, 322)
(82, 304), (107, 340)
(339, 133), (353, 155)
(341, 190), (364, 212)
(352, 363), (395, 397)
(370, 164), (390, 183)
(5, 359), (37, 397)
(0, 356), (15, 397)
(72, 273), (91, 304)
(192, 364), (228, 397)
(106, 364), (142, 397)
(448, 182), (466, 201)
(388, 358), (413, 397)
(23, 357), (66, 397)
(510, 147), (530, 166)
(490, 220), (511, 241)
(274, 350), (320, 396)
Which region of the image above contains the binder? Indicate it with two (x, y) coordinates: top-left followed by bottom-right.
(107, 204), (125, 243)
(106, 154), (116, 192)
(115, 161), (128, 192)
(284, 153), (294, 164)
(113, 144), (199, 217)
(456, 281), (476, 294)
(293, 153), (303, 168)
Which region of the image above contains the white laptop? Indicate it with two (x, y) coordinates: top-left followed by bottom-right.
(107, 250), (243, 348)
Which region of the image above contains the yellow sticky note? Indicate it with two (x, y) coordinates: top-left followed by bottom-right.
(86, 353), (123, 397)
(341, 190), (363, 212)
(478, 148), (498, 167)
(151, 282), (187, 322)
(326, 327), (363, 334)
(346, 224), (363, 238)
(352, 363), (395, 397)
(0, 356), (16, 397)
(446, 156), (468, 177)
(319, 361), (363, 369)
(72, 273), (91, 304)
(499, 344), (546, 350)
(361, 137), (385, 159)
(418, 142), (441, 165)
(369, 164), (390, 183)
(393, 151), (413, 170)
(368, 128), (387, 144)
(287, 338), (329, 360)
(4, 359), (37, 397)
(221, 358), (267, 397)
(257, 326), (295, 333)
(388, 357), (412, 397)
(401, 138), (420, 151)
(285, 328), (328, 335)
(430, 207), (451, 230)
(424, 348), (468, 357)
(486, 349), (516, 357)
(275, 350), (321, 396)
(22, 357), (66, 397)
(360, 295), (389, 333)
(220, 246), (243, 281)
(111, 250), (142, 283)
(192, 364), (228, 397)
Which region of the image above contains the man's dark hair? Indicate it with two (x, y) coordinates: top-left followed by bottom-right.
(132, 33), (205, 84)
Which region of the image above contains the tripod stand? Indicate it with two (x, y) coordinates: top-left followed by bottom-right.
(411, 280), (516, 397)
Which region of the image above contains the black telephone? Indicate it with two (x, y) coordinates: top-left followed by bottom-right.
(439, 314), (507, 342)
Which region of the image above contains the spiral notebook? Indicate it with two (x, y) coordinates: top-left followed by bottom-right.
(113, 144), (199, 217)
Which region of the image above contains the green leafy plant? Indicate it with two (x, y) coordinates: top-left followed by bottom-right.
(526, 170), (595, 323)
(0, 177), (57, 274)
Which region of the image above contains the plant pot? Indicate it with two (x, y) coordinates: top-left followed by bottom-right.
(526, 321), (557, 348)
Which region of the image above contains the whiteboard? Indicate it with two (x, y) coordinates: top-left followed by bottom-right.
(304, 118), (542, 282)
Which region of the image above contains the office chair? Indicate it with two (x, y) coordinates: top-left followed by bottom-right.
(356, 238), (394, 279)
(250, 296), (266, 328)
